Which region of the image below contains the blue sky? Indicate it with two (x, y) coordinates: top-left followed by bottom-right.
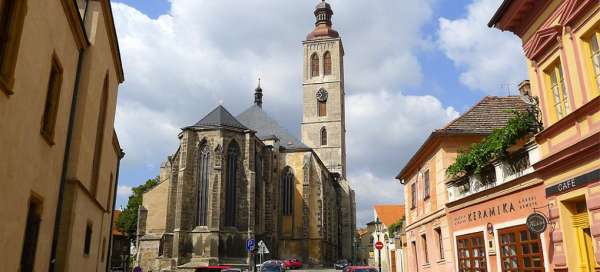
(110, 0), (526, 225)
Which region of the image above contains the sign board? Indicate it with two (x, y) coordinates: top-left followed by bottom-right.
(526, 212), (547, 234)
(375, 241), (384, 250)
(257, 240), (269, 254)
(545, 169), (599, 197)
(246, 239), (256, 252)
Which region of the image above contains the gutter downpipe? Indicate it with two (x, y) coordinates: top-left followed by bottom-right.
(49, 4), (90, 271)
(106, 149), (125, 272)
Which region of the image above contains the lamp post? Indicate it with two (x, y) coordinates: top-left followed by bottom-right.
(374, 218), (382, 272)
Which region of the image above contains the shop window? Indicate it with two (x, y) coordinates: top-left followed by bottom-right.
(435, 227), (444, 260)
(421, 234), (429, 264)
(423, 170), (430, 200)
(456, 232), (487, 272)
(410, 183), (416, 209)
(586, 31), (600, 95)
(41, 55), (63, 144)
(20, 196), (42, 272)
(545, 61), (570, 120)
(0, 0), (27, 95)
(498, 225), (544, 271)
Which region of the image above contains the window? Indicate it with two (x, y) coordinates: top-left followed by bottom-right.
(318, 101), (327, 116)
(282, 167), (294, 216)
(587, 32), (600, 94)
(100, 237), (106, 261)
(435, 227), (444, 260)
(254, 150), (263, 228)
(422, 234), (429, 264)
(498, 225), (544, 271)
(225, 141), (239, 227)
(0, 0), (27, 95)
(41, 56), (63, 144)
(321, 127), (327, 146)
(311, 53), (319, 77)
(412, 241), (419, 267)
(457, 232), (487, 272)
(196, 144), (210, 226)
(411, 183), (416, 209)
(546, 62), (570, 120)
(423, 170), (430, 200)
(91, 75), (109, 196)
(84, 223), (93, 256)
(323, 51), (332, 75)
(20, 196), (42, 272)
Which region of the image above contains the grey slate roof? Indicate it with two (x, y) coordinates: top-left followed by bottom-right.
(439, 96), (529, 134)
(190, 105), (248, 130)
(237, 105), (309, 149)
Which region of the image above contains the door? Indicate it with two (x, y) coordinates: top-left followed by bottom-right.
(498, 225), (545, 272)
(456, 232), (487, 272)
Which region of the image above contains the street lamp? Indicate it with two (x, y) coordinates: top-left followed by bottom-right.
(374, 218), (382, 272)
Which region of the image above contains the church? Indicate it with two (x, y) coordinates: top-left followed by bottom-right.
(135, 1), (356, 270)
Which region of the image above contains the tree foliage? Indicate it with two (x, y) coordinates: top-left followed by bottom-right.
(446, 110), (538, 178)
(388, 217), (406, 237)
(116, 176), (160, 242)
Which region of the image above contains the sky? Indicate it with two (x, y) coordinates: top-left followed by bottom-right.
(111, 0), (527, 226)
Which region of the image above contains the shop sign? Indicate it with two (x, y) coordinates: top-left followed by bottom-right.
(545, 169), (600, 197)
(526, 212), (547, 234)
(453, 196), (539, 226)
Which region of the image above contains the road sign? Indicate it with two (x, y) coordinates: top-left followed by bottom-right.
(257, 240), (270, 254)
(375, 241), (384, 250)
(246, 239), (256, 252)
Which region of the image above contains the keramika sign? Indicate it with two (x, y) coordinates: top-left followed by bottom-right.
(453, 195), (539, 226)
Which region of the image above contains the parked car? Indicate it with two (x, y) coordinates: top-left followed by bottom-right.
(260, 261), (285, 272)
(221, 269), (241, 272)
(334, 259), (350, 270)
(283, 259), (302, 269)
(194, 265), (233, 272)
(343, 266), (378, 272)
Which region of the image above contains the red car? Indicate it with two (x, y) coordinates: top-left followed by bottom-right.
(283, 259), (302, 269)
(343, 266), (378, 272)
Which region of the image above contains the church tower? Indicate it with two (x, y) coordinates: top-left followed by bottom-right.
(301, 0), (346, 178)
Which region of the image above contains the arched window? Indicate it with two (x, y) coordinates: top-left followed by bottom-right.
(311, 53), (319, 77)
(321, 127), (327, 146)
(196, 144), (210, 226)
(225, 141), (239, 226)
(323, 51), (332, 75)
(282, 167), (294, 216)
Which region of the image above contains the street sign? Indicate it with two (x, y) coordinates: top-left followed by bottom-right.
(257, 240), (270, 254)
(246, 239), (256, 252)
(375, 241), (384, 250)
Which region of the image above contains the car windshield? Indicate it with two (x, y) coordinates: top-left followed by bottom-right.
(261, 264), (280, 272)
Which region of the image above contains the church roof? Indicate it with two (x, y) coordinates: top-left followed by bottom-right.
(190, 105), (248, 130)
(237, 105), (309, 150)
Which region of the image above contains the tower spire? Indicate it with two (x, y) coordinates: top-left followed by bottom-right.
(254, 78), (263, 107)
(306, 0), (339, 40)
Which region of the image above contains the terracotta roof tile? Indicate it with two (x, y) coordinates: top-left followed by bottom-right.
(374, 204), (405, 227)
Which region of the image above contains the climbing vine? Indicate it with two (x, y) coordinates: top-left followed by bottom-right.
(446, 110), (539, 179)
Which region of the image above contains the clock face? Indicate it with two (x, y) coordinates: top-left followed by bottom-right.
(316, 89), (328, 102)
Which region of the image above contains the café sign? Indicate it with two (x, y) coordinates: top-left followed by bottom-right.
(526, 212), (547, 234)
(545, 169), (600, 197)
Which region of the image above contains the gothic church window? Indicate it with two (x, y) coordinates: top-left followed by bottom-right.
(311, 53), (319, 77)
(225, 141), (239, 227)
(282, 167), (294, 216)
(196, 144), (210, 226)
(321, 127), (327, 146)
(254, 149), (263, 228)
(323, 51), (332, 75)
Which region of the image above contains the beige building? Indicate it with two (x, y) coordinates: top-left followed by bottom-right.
(136, 1), (355, 271)
(0, 0), (124, 272)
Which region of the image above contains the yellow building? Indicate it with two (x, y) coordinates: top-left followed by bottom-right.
(0, 0), (124, 271)
(490, 0), (600, 271)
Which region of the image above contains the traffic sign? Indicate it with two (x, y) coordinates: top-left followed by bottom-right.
(375, 241), (384, 250)
(257, 240), (270, 254)
(246, 239), (256, 252)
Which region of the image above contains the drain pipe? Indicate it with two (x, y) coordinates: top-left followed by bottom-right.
(106, 148), (125, 272)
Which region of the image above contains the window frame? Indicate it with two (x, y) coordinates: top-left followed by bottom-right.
(196, 143), (210, 226)
(456, 232), (487, 272)
(310, 53), (320, 77)
(582, 29), (600, 96)
(83, 222), (93, 256)
(323, 51), (332, 75)
(410, 182), (416, 210)
(224, 141), (239, 227)
(421, 233), (430, 265)
(0, 0), (27, 95)
(497, 225), (545, 271)
(423, 170), (430, 200)
(435, 227), (445, 260)
(41, 54), (64, 145)
(544, 60), (570, 121)
(20, 195), (42, 272)
(320, 127), (327, 146)
(282, 167), (294, 216)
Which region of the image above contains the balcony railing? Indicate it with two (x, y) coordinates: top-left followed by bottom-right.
(448, 142), (539, 202)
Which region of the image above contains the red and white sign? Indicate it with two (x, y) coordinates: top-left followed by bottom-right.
(374, 241), (384, 250)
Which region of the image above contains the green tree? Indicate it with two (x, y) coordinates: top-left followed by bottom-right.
(116, 176), (160, 243)
(388, 217), (406, 237)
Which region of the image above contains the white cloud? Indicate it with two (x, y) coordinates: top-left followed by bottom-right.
(437, 0), (527, 94)
(117, 185), (133, 198)
(112, 0), (457, 227)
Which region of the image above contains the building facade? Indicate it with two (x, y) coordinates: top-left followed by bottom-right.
(0, 0), (124, 271)
(136, 2), (355, 271)
(397, 97), (529, 272)
(489, 0), (600, 271)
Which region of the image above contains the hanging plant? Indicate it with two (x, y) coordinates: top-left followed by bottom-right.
(446, 110), (539, 179)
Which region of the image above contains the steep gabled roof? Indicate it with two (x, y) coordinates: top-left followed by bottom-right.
(374, 204), (405, 227)
(190, 105), (248, 130)
(237, 105), (308, 150)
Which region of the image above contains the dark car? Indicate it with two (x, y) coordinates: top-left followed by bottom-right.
(344, 266), (378, 272)
(334, 259), (350, 270)
(260, 261), (285, 272)
(194, 266), (233, 272)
